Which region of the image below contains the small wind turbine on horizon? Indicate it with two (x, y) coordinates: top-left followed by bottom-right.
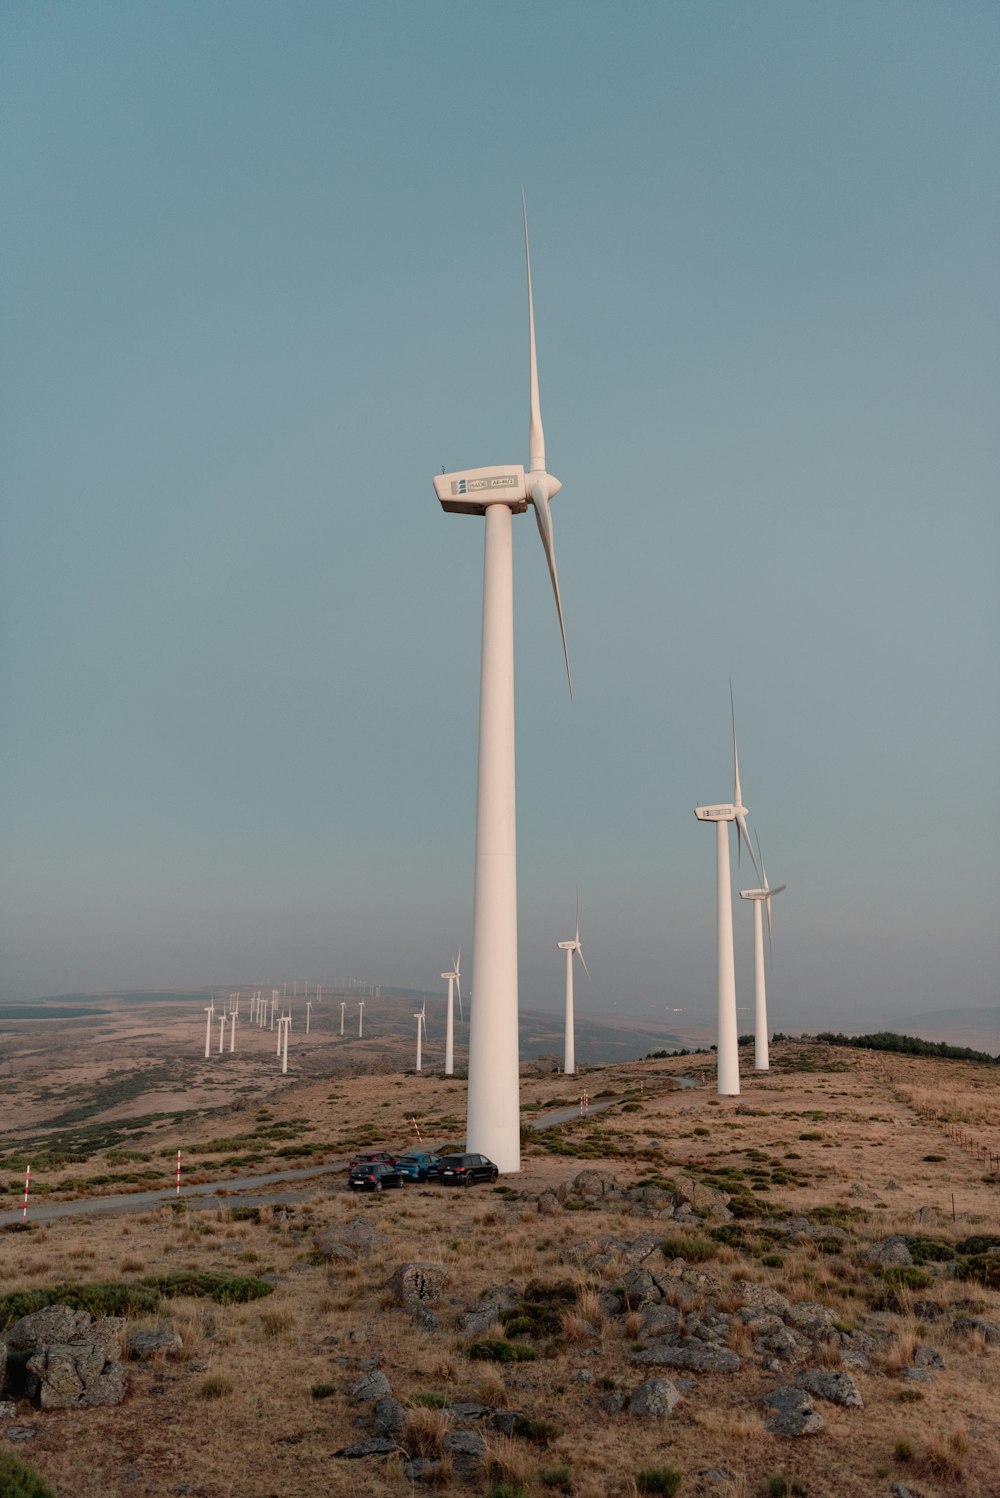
(414, 999), (427, 1072)
(358, 1000), (365, 1039)
(432, 193), (574, 1174)
(441, 951), (462, 1077)
(740, 833), (786, 1072)
(557, 895), (589, 1077)
(694, 687), (762, 1097)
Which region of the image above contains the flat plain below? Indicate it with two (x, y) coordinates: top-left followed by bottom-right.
(0, 1006), (998, 1498)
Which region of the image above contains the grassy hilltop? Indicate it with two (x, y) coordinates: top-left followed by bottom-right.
(0, 1034), (998, 1498)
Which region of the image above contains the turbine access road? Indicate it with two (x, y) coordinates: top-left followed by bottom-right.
(0, 1079), (702, 1228)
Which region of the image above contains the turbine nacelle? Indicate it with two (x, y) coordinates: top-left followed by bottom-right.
(694, 803), (745, 823)
(434, 464), (562, 518)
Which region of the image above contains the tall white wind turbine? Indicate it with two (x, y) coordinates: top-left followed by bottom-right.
(740, 834), (786, 1073)
(441, 951), (461, 1077)
(694, 689), (762, 1096)
(432, 195), (573, 1174)
(358, 1000), (365, 1039)
(414, 1000), (427, 1072)
(557, 896), (589, 1076)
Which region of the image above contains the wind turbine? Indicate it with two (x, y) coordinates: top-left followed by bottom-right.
(203, 997), (215, 1060)
(740, 834), (786, 1072)
(432, 194), (573, 1174)
(340, 1000), (346, 1036)
(358, 1000), (365, 1039)
(441, 951), (462, 1077)
(414, 1000), (427, 1072)
(557, 895), (589, 1076)
(693, 688), (762, 1097)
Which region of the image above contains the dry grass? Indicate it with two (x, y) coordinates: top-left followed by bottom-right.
(0, 1040), (998, 1497)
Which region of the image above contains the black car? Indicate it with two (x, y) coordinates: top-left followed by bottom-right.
(430, 1152), (499, 1186)
(349, 1161), (402, 1192)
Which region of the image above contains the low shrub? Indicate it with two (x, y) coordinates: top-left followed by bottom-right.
(411, 1391), (450, 1408)
(538, 1466), (572, 1491)
(310, 1383), (335, 1399)
(0, 1452), (57, 1497)
(955, 1234), (1000, 1256)
(766, 1477), (808, 1497)
(468, 1339), (537, 1363)
(636, 1466), (682, 1495)
(903, 1235), (954, 1265)
(511, 1415), (556, 1443)
(0, 1272), (274, 1330)
(954, 1251), (1000, 1290)
(664, 1234), (716, 1263)
(880, 1266), (934, 1291)
(198, 1375), (233, 1399)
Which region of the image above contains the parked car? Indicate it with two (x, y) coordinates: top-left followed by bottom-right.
(430, 1152), (499, 1186)
(348, 1150), (397, 1171)
(394, 1151), (440, 1182)
(348, 1161), (402, 1192)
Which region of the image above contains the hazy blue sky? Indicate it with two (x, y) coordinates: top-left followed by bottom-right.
(3, 2), (998, 1035)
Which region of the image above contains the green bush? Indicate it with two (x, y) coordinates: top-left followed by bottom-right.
(955, 1252), (1000, 1290)
(761, 1253), (785, 1268)
(879, 1266), (934, 1291)
(197, 1375), (233, 1399)
(0, 1272), (273, 1330)
(903, 1235), (954, 1265)
(664, 1234), (716, 1263)
(0, 1453), (57, 1497)
(468, 1338), (537, 1363)
(538, 1466), (572, 1491)
(511, 1415), (556, 1443)
(635, 1466), (682, 1495)
(310, 1382), (335, 1399)
(410, 1391), (449, 1408)
(955, 1234), (1000, 1256)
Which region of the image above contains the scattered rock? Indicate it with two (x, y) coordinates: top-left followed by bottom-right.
(0, 1402), (16, 1419)
(795, 1369), (863, 1408)
(450, 1401), (493, 1421)
(627, 1378), (681, 1417)
(537, 1191), (562, 1215)
(912, 1205), (940, 1226)
(334, 1437), (397, 1458)
(913, 1346), (944, 1368)
(348, 1370), (392, 1403)
(632, 1338), (740, 1374)
(125, 1328), (183, 1362)
(866, 1236), (913, 1268)
(411, 1308), (439, 1332)
(601, 1391), (627, 1414)
(761, 1386), (825, 1437)
(899, 1367), (935, 1383)
(373, 1398), (407, 1437)
(4, 1427), (36, 1441)
(443, 1430), (486, 1457)
(621, 1268), (661, 1309)
(884, 1180), (903, 1191)
(953, 1316), (1000, 1345)
(386, 1263), (448, 1309)
(404, 1458), (445, 1483)
(313, 1218), (389, 1263)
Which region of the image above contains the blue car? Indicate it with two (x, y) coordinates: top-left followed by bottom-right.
(394, 1150), (440, 1182)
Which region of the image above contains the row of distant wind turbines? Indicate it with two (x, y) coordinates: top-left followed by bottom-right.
(202, 989), (370, 1073)
(428, 193), (786, 1174)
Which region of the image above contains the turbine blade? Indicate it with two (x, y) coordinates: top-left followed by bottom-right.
(523, 188), (544, 474)
(575, 887), (580, 945)
(531, 480), (572, 695)
(576, 944), (590, 978)
(755, 829), (768, 892)
(765, 894), (774, 962)
(730, 680), (742, 807)
(736, 813), (762, 883)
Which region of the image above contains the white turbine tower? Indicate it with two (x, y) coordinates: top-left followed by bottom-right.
(441, 951), (462, 1077)
(358, 1000), (365, 1039)
(694, 689), (762, 1097)
(414, 1000), (427, 1072)
(432, 195), (572, 1174)
(557, 896), (589, 1077)
(740, 835), (786, 1073)
(203, 998), (215, 1059)
(340, 1000), (346, 1036)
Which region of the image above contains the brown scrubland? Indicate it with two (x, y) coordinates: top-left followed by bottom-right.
(0, 1009), (998, 1498)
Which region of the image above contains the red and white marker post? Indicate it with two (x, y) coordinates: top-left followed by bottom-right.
(410, 1117), (423, 1142)
(175, 1151), (181, 1196)
(22, 1165), (31, 1223)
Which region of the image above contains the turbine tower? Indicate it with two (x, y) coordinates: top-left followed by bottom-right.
(358, 1000), (365, 1039)
(556, 896), (588, 1076)
(441, 951), (461, 1077)
(693, 688), (762, 1096)
(740, 835), (786, 1072)
(432, 195), (572, 1174)
(414, 1001), (427, 1072)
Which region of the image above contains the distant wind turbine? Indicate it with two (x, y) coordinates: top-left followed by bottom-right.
(694, 687), (762, 1096)
(358, 1000), (365, 1039)
(432, 193), (574, 1173)
(557, 895), (589, 1076)
(414, 1000), (427, 1072)
(739, 833), (786, 1072)
(441, 951), (461, 1077)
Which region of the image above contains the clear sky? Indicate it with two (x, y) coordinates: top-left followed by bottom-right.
(3, 2), (998, 1035)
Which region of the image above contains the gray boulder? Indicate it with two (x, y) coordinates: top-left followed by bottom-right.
(627, 1378), (681, 1417)
(348, 1369), (392, 1403)
(866, 1236), (913, 1267)
(537, 1191), (562, 1215)
(314, 1217), (389, 1263)
(334, 1437), (397, 1458)
(761, 1386), (825, 1437)
(386, 1262), (448, 1309)
(443, 1430), (487, 1457)
(795, 1369), (863, 1408)
(373, 1398), (407, 1437)
(621, 1268), (661, 1309)
(4, 1307), (128, 1410)
(125, 1328), (183, 1361)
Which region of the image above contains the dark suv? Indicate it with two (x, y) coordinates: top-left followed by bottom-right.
(349, 1161), (402, 1192)
(430, 1152), (499, 1186)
